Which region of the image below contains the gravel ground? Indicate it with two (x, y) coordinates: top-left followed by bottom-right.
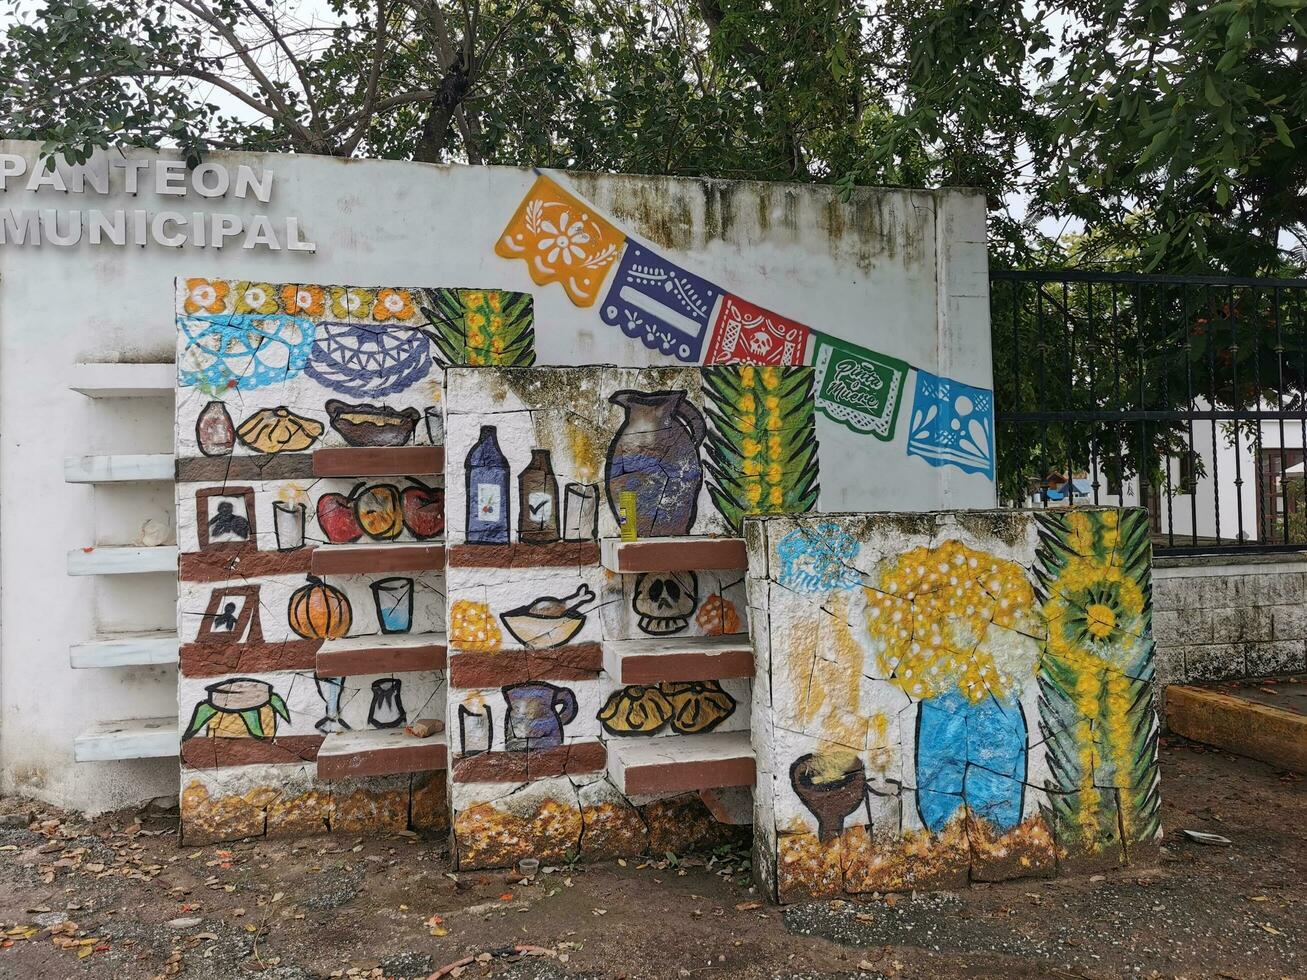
(0, 736), (1301, 980)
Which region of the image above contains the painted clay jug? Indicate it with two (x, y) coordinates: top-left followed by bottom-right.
(502, 682), (578, 751)
(605, 390), (706, 537)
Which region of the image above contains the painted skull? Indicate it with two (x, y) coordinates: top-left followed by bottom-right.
(633, 571), (698, 635)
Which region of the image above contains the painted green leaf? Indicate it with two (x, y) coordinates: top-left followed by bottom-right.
(420, 288), (535, 367)
(268, 692), (291, 723)
(702, 365), (820, 535)
(239, 707), (266, 739)
(181, 701), (218, 741)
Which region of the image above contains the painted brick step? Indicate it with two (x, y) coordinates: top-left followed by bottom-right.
(310, 543), (445, 575)
(601, 536), (747, 573)
(316, 632), (448, 676)
(603, 634), (754, 684)
(71, 630), (179, 669)
(451, 740), (606, 783)
(64, 454), (174, 483)
(608, 730), (755, 796)
(67, 546), (178, 576)
(312, 446), (444, 478)
(69, 362), (174, 398)
(74, 717), (177, 762)
(316, 728), (448, 780)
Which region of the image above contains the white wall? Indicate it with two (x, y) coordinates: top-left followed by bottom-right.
(0, 141), (994, 813)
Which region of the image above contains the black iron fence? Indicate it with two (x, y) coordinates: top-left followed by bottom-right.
(991, 270), (1307, 554)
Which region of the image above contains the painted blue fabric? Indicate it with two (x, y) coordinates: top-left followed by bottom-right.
(178, 313), (315, 391)
(905, 369), (995, 479)
(599, 243), (723, 362)
(916, 690), (1027, 832)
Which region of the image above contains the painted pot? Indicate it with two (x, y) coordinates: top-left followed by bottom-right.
(502, 682), (577, 751)
(791, 753), (868, 842)
(605, 390), (706, 537)
(915, 690), (1027, 834)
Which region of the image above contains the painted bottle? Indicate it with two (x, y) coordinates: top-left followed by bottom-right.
(196, 401), (235, 457)
(465, 425), (510, 545)
(518, 449), (559, 544)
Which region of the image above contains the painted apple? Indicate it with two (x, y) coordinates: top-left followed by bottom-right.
(316, 491), (363, 543)
(356, 484), (404, 540)
(401, 480), (445, 540)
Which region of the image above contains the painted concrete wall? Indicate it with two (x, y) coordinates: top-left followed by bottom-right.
(744, 510), (1161, 902)
(0, 140), (993, 813)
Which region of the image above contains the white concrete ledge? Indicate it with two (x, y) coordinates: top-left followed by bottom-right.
(64, 454), (175, 483)
(70, 631), (179, 669)
(67, 546), (178, 576)
(1154, 550), (1307, 579)
(69, 362), (174, 398)
(608, 730), (754, 796)
(74, 717), (177, 762)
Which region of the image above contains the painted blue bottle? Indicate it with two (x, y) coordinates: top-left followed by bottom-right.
(465, 425), (510, 544)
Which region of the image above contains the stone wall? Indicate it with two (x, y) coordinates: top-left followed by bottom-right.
(1153, 553), (1307, 689)
(745, 509), (1161, 903)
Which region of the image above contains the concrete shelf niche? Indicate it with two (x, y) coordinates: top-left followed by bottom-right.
(602, 634), (754, 684)
(70, 630), (179, 669)
(74, 717), (177, 762)
(67, 546), (179, 576)
(312, 446), (445, 478)
(608, 730), (755, 796)
(316, 728), (448, 780)
(600, 536), (748, 573)
(64, 454), (175, 483)
(309, 542), (445, 576)
(69, 362), (175, 398)
(316, 632), (448, 676)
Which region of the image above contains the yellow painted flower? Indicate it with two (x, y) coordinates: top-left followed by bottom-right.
(374, 288), (415, 321)
(280, 283), (325, 317)
(234, 281), (278, 315)
(864, 539), (1040, 703)
(184, 278), (229, 314)
(330, 286), (374, 319)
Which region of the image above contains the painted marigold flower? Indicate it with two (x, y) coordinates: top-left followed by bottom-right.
(280, 284), (325, 317)
(536, 210), (591, 266)
(374, 288), (415, 321)
(184, 278), (229, 314)
(330, 286), (374, 319)
(234, 281), (279, 315)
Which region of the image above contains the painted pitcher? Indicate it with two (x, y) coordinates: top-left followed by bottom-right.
(502, 682), (578, 751)
(605, 389), (706, 537)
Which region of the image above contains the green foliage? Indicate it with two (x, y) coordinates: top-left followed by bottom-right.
(701, 365), (820, 534)
(181, 701), (219, 741)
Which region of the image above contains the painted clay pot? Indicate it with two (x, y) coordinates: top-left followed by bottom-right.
(791, 753), (868, 842)
(605, 390), (705, 537)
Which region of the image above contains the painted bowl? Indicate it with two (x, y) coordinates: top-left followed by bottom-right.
(499, 610), (585, 649)
(325, 399), (420, 447)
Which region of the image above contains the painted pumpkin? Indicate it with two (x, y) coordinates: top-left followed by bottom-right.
(661, 681), (736, 734)
(288, 575), (352, 639)
(597, 685), (673, 736)
(355, 484), (403, 540)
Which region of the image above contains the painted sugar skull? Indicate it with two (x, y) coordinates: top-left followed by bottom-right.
(633, 570), (698, 635)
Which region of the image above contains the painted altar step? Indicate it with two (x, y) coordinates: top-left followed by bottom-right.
(74, 717), (177, 762)
(603, 634), (754, 684)
(312, 446), (444, 478)
(67, 546), (178, 576)
(316, 728), (448, 780)
(607, 730), (755, 796)
(310, 542), (445, 576)
(316, 632), (448, 676)
(71, 630), (179, 669)
(69, 362), (174, 398)
(65, 453), (174, 483)
(600, 536), (747, 573)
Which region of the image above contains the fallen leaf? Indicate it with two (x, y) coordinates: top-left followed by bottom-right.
(735, 901), (762, 911)
(1260, 923), (1284, 936)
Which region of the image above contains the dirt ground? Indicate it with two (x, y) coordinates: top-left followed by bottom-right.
(0, 736), (1301, 980)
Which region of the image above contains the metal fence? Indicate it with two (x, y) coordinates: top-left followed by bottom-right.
(990, 269), (1307, 554)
